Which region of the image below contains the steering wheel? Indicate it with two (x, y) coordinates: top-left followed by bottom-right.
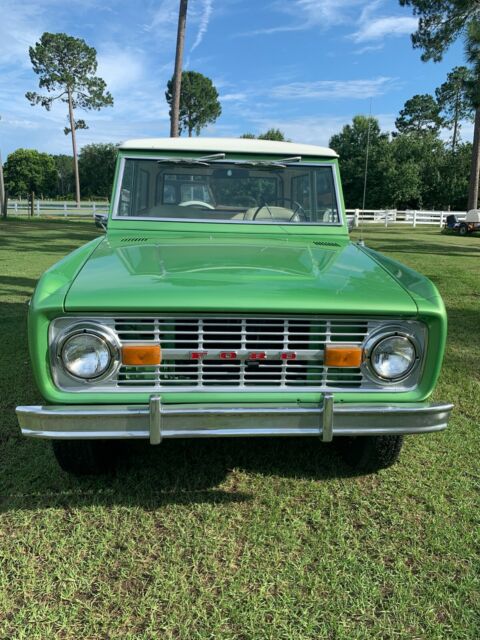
(179, 200), (215, 210)
(252, 198), (306, 221)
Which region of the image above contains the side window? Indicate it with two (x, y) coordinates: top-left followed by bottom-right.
(180, 184), (212, 203)
(135, 169), (149, 212)
(162, 175), (177, 204)
(163, 183), (176, 204)
(155, 174), (176, 205)
(316, 169), (339, 222)
(118, 160), (134, 216)
(291, 174), (311, 213)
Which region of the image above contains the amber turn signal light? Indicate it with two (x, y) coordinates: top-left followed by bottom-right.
(122, 345), (161, 366)
(324, 345), (363, 368)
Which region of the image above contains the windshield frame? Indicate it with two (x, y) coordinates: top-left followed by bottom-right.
(111, 154), (345, 227)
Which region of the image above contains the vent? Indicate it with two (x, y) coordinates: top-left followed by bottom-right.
(313, 241), (340, 247)
(120, 237), (149, 243)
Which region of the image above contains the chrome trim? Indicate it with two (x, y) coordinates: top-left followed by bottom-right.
(149, 395), (162, 444)
(52, 322), (121, 384)
(16, 401), (453, 440)
(370, 335), (416, 381)
(111, 155), (125, 220)
(322, 393), (334, 442)
(49, 315), (427, 394)
(362, 325), (424, 386)
(112, 155), (345, 227)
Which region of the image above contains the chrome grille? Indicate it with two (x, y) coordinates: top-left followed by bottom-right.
(113, 316), (370, 391)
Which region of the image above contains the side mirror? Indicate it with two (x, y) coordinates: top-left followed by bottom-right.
(94, 213), (108, 231)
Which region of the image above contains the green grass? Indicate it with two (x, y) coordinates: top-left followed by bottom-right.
(0, 220), (479, 639)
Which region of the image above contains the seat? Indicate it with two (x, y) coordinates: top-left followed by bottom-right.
(232, 206), (298, 221)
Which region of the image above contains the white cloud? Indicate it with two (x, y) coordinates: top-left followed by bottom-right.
(97, 48), (145, 92)
(146, 0), (215, 50)
(292, 0), (364, 27)
(272, 77), (396, 100)
(145, 0), (179, 37)
(354, 43), (385, 55)
(239, 0), (418, 47)
(352, 16), (418, 43)
(191, 0), (214, 51)
(240, 0), (365, 36)
(0, 1), (44, 67)
(221, 92), (248, 102)
(249, 113), (397, 146)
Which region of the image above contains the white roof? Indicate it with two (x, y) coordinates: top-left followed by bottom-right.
(119, 137), (338, 158)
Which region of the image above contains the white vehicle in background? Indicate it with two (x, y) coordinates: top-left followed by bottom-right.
(445, 209), (480, 235)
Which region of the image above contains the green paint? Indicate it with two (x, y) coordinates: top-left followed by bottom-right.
(27, 148), (448, 407)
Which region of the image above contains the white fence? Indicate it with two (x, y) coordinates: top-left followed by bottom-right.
(345, 208), (465, 228)
(4, 199), (465, 227)
(5, 199), (109, 218)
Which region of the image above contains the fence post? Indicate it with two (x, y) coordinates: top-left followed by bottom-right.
(93, 202), (96, 215)
(14, 201), (17, 214)
(385, 211), (388, 228)
(64, 202), (67, 217)
(2, 191), (7, 218)
(440, 211), (444, 228)
(30, 192), (34, 217)
(36, 200), (40, 216)
(354, 208), (359, 228)
(413, 211), (417, 228)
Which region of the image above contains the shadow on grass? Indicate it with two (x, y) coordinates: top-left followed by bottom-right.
(0, 238), (99, 255)
(444, 308), (480, 358)
(0, 434), (360, 513)
(0, 275), (39, 290)
(0, 220), (100, 252)
(372, 237), (480, 258)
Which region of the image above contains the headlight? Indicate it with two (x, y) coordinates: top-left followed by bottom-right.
(370, 335), (416, 381)
(57, 325), (120, 381)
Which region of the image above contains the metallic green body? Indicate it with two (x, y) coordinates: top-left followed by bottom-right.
(27, 150), (447, 407)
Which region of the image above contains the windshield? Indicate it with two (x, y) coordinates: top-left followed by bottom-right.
(116, 158), (341, 224)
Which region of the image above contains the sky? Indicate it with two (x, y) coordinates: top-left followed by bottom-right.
(0, 0), (468, 158)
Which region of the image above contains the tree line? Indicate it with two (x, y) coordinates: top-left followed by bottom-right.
(3, 144), (118, 200)
(330, 65), (475, 211)
(330, 115), (471, 211)
(399, 0), (480, 210)
(4, 2), (480, 210)
(2, 109), (472, 211)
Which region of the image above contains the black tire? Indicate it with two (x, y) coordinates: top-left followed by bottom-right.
(52, 439), (118, 475)
(336, 435), (404, 472)
(459, 223), (468, 236)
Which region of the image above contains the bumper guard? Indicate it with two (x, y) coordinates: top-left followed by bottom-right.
(16, 396), (453, 444)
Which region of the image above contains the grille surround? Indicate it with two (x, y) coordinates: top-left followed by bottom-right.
(50, 315), (426, 393)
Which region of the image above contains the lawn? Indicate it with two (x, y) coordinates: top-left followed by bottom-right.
(0, 219), (479, 639)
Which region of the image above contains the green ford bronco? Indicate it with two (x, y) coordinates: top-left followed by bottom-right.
(16, 137), (452, 474)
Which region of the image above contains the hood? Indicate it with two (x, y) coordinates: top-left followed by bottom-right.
(64, 233), (417, 315)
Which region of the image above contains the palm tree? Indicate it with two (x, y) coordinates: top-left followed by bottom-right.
(465, 20), (480, 210)
(170, 0), (188, 137)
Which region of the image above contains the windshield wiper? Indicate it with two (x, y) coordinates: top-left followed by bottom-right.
(156, 153), (227, 167)
(236, 161), (287, 169)
(156, 158), (210, 167)
(235, 156), (302, 169)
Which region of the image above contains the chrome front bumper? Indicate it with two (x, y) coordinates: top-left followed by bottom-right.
(16, 396), (453, 444)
